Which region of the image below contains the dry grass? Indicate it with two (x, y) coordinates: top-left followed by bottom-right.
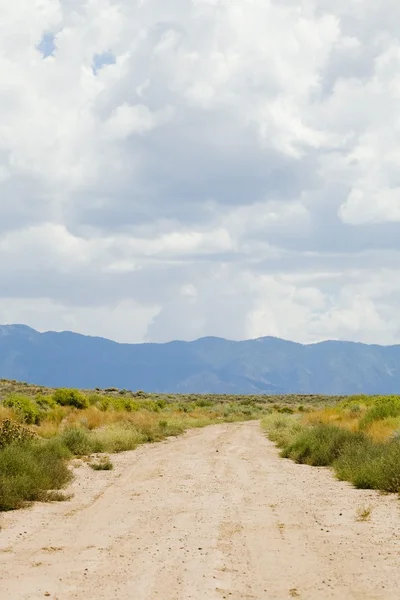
(365, 418), (400, 443)
(0, 405), (17, 421)
(356, 505), (372, 522)
(304, 407), (360, 432)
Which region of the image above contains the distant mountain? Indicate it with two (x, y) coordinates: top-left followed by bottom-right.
(0, 324), (399, 394)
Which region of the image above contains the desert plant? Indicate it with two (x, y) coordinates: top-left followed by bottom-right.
(281, 424), (367, 466)
(59, 427), (92, 455)
(0, 438), (72, 510)
(360, 396), (400, 428)
(90, 456), (113, 470)
(52, 388), (89, 409)
(0, 419), (37, 448)
(356, 505), (372, 521)
(2, 394), (40, 424)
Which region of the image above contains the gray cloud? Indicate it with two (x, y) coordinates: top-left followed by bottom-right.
(1, 0), (400, 344)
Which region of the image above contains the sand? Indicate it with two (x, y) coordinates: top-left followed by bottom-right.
(1, 421), (399, 599)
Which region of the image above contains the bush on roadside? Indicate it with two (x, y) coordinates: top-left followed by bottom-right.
(334, 437), (400, 493)
(281, 424), (367, 466)
(0, 438), (72, 511)
(263, 412), (400, 495)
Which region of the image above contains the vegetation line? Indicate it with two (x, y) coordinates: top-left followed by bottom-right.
(262, 395), (400, 495)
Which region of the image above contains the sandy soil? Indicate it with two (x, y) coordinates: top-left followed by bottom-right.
(0, 421), (399, 600)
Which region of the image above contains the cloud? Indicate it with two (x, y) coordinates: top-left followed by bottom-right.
(1, 0), (400, 344)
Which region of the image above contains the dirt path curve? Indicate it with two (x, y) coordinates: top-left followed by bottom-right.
(1, 421), (400, 600)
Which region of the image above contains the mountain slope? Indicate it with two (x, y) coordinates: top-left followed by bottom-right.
(0, 325), (399, 394)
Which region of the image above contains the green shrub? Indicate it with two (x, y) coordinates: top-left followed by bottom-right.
(360, 397), (400, 428)
(262, 414), (306, 448)
(35, 394), (56, 411)
(0, 439), (72, 511)
(59, 427), (92, 455)
(121, 399), (140, 412)
(334, 438), (400, 493)
(3, 394), (40, 424)
(239, 398), (256, 407)
(53, 388), (89, 409)
(90, 425), (144, 453)
(281, 425), (367, 466)
(97, 396), (111, 411)
(87, 393), (102, 405)
(195, 398), (214, 408)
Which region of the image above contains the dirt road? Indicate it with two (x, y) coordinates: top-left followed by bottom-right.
(1, 421), (400, 600)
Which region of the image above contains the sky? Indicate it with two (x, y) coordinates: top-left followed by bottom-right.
(1, 0), (400, 345)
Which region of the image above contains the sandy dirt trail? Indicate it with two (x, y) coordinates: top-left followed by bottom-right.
(1, 421), (400, 600)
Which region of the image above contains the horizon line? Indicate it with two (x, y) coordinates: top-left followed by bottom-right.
(0, 323), (398, 349)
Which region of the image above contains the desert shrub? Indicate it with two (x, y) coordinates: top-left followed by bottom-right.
(90, 456), (113, 470)
(35, 394), (56, 411)
(53, 388), (89, 409)
(239, 398), (256, 407)
(0, 439), (72, 511)
(122, 399), (140, 412)
(360, 397), (400, 428)
(138, 400), (160, 412)
(3, 394), (40, 424)
(97, 396), (111, 411)
(195, 398), (214, 408)
(90, 425), (144, 453)
(334, 438), (400, 493)
(262, 414), (306, 448)
(59, 427), (92, 455)
(281, 424), (366, 466)
(87, 393), (102, 405)
(278, 406), (294, 414)
(96, 396), (141, 413)
(0, 419), (37, 449)
(348, 404), (361, 416)
(157, 419), (185, 437)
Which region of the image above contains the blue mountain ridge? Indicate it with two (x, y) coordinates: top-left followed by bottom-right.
(0, 325), (399, 394)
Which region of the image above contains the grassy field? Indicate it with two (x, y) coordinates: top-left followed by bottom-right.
(1, 378), (327, 511)
(262, 395), (400, 495)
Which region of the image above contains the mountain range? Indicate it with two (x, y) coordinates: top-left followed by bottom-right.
(0, 324), (399, 395)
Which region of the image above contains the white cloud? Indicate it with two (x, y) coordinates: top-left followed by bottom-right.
(1, 0), (400, 344)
